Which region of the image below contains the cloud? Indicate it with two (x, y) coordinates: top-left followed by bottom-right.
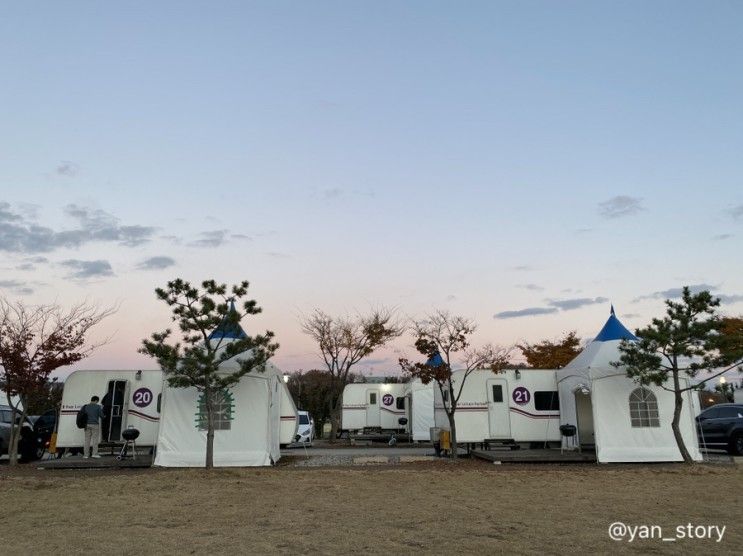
(264, 251), (291, 259)
(516, 284), (544, 291)
(445, 294), (457, 302)
(56, 161), (80, 177)
(15, 256), (49, 271)
(189, 230), (228, 248)
(61, 259), (114, 279)
(136, 256), (176, 270)
(494, 307), (559, 319)
(634, 283), (716, 302)
(718, 294), (743, 304)
(494, 296), (609, 319)
(598, 196), (644, 219)
(729, 204), (743, 220)
(511, 265), (534, 271)
(230, 233), (252, 241)
(0, 279), (34, 295)
(712, 234), (733, 241)
(0, 203), (156, 253)
(547, 297), (609, 311)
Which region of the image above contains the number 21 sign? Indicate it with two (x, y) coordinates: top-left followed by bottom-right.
(512, 386), (530, 406)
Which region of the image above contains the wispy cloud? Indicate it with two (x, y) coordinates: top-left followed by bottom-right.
(511, 265), (534, 272)
(494, 307), (559, 319)
(56, 161), (80, 177)
(494, 296), (608, 319)
(15, 256), (48, 271)
(61, 259), (114, 279)
(712, 233), (733, 241)
(547, 297), (608, 311)
(189, 230), (229, 248)
(729, 204), (743, 220)
(136, 256), (176, 270)
(516, 284), (544, 291)
(718, 294), (743, 304)
(0, 202), (156, 253)
(598, 196), (644, 219)
(0, 279), (34, 295)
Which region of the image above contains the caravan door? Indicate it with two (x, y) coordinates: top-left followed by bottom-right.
(103, 380), (130, 442)
(366, 389), (380, 427)
(486, 379), (511, 438)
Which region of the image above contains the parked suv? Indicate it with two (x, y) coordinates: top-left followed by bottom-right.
(696, 403), (743, 455)
(0, 405), (37, 460)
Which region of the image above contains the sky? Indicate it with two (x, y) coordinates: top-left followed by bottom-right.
(1, 1), (742, 380)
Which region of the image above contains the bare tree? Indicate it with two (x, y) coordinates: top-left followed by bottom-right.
(0, 298), (114, 465)
(399, 310), (512, 459)
(300, 308), (403, 440)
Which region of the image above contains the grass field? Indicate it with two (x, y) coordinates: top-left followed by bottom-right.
(1, 459), (740, 554)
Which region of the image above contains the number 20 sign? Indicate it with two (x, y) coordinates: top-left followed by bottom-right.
(133, 388), (153, 408)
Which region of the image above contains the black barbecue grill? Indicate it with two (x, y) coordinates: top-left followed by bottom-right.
(116, 427), (140, 460)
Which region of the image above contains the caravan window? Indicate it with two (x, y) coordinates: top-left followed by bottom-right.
(196, 389), (235, 431)
(629, 388), (660, 428)
(396, 397), (405, 410)
(369, 392), (377, 405)
(491, 385), (503, 403)
(534, 391), (560, 411)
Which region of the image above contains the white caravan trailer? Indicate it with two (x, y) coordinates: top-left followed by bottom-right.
(434, 369), (561, 446)
(57, 370), (163, 450)
(341, 383), (409, 435)
(406, 379), (435, 442)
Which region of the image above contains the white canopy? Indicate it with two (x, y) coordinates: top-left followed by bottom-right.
(556, 309), (702, 463)
(154, 309), (286, 467)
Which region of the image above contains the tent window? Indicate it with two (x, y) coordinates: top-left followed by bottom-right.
(196, 389), (234, 431)
(534, 391), (560, 411)
(629, 388), (660, 428)
(396, 397), (405, 410)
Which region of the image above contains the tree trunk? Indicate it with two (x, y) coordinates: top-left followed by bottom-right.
(205, 387), (215, 469)
(447, 410), (458, 459)
(671, 371), (693, 464)
(328, 388), (342, 443)
(8, 398), (26, 466)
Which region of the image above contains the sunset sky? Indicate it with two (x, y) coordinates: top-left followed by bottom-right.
(1, 1), (742, 379)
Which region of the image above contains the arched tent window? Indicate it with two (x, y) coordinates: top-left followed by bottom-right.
(629, 388), (660, 428)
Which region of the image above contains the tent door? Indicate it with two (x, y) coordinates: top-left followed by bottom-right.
(103, 380), (129, 442)
(366, 389), (380, 427)
(575, 391), (595, 445)
(486, 379), (511, 438)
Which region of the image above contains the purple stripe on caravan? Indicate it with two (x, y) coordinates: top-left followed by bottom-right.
(280, 416), (297, 420)
(509, 407), (559, 419)
(380, 407), (405, 415)
(343, 407), (366, 411)
(127, 409), (159, 422)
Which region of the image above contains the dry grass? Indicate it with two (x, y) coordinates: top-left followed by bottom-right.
(1, 460), (740, 555)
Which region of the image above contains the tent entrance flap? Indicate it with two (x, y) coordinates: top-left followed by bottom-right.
(103, 380), (129, 442)
(366, 389), (380, 427)
(575, 389), (595, 445)
(487, 379), (511, 438)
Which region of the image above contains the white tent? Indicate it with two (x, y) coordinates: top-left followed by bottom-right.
(408, 379), (435, 442)
(155, 307), (294, 467)
(556, 308), (702, 463)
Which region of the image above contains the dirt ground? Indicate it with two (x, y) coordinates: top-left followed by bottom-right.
(1, 459), (740, 555)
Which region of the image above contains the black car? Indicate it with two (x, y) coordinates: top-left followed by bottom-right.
(696, 403), (743, 455)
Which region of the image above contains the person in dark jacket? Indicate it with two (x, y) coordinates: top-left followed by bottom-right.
(82, 396), (105, 459)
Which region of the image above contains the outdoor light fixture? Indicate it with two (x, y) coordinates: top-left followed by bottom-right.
(135, 370), (142, 381)
(283, 374), (289, 383)
(515, 370), (521, 379)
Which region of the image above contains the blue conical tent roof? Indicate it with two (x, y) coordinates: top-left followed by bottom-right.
(426, 352), (445, 367)
(208, 300), (248, 340)
(593, 307), (637, 342)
